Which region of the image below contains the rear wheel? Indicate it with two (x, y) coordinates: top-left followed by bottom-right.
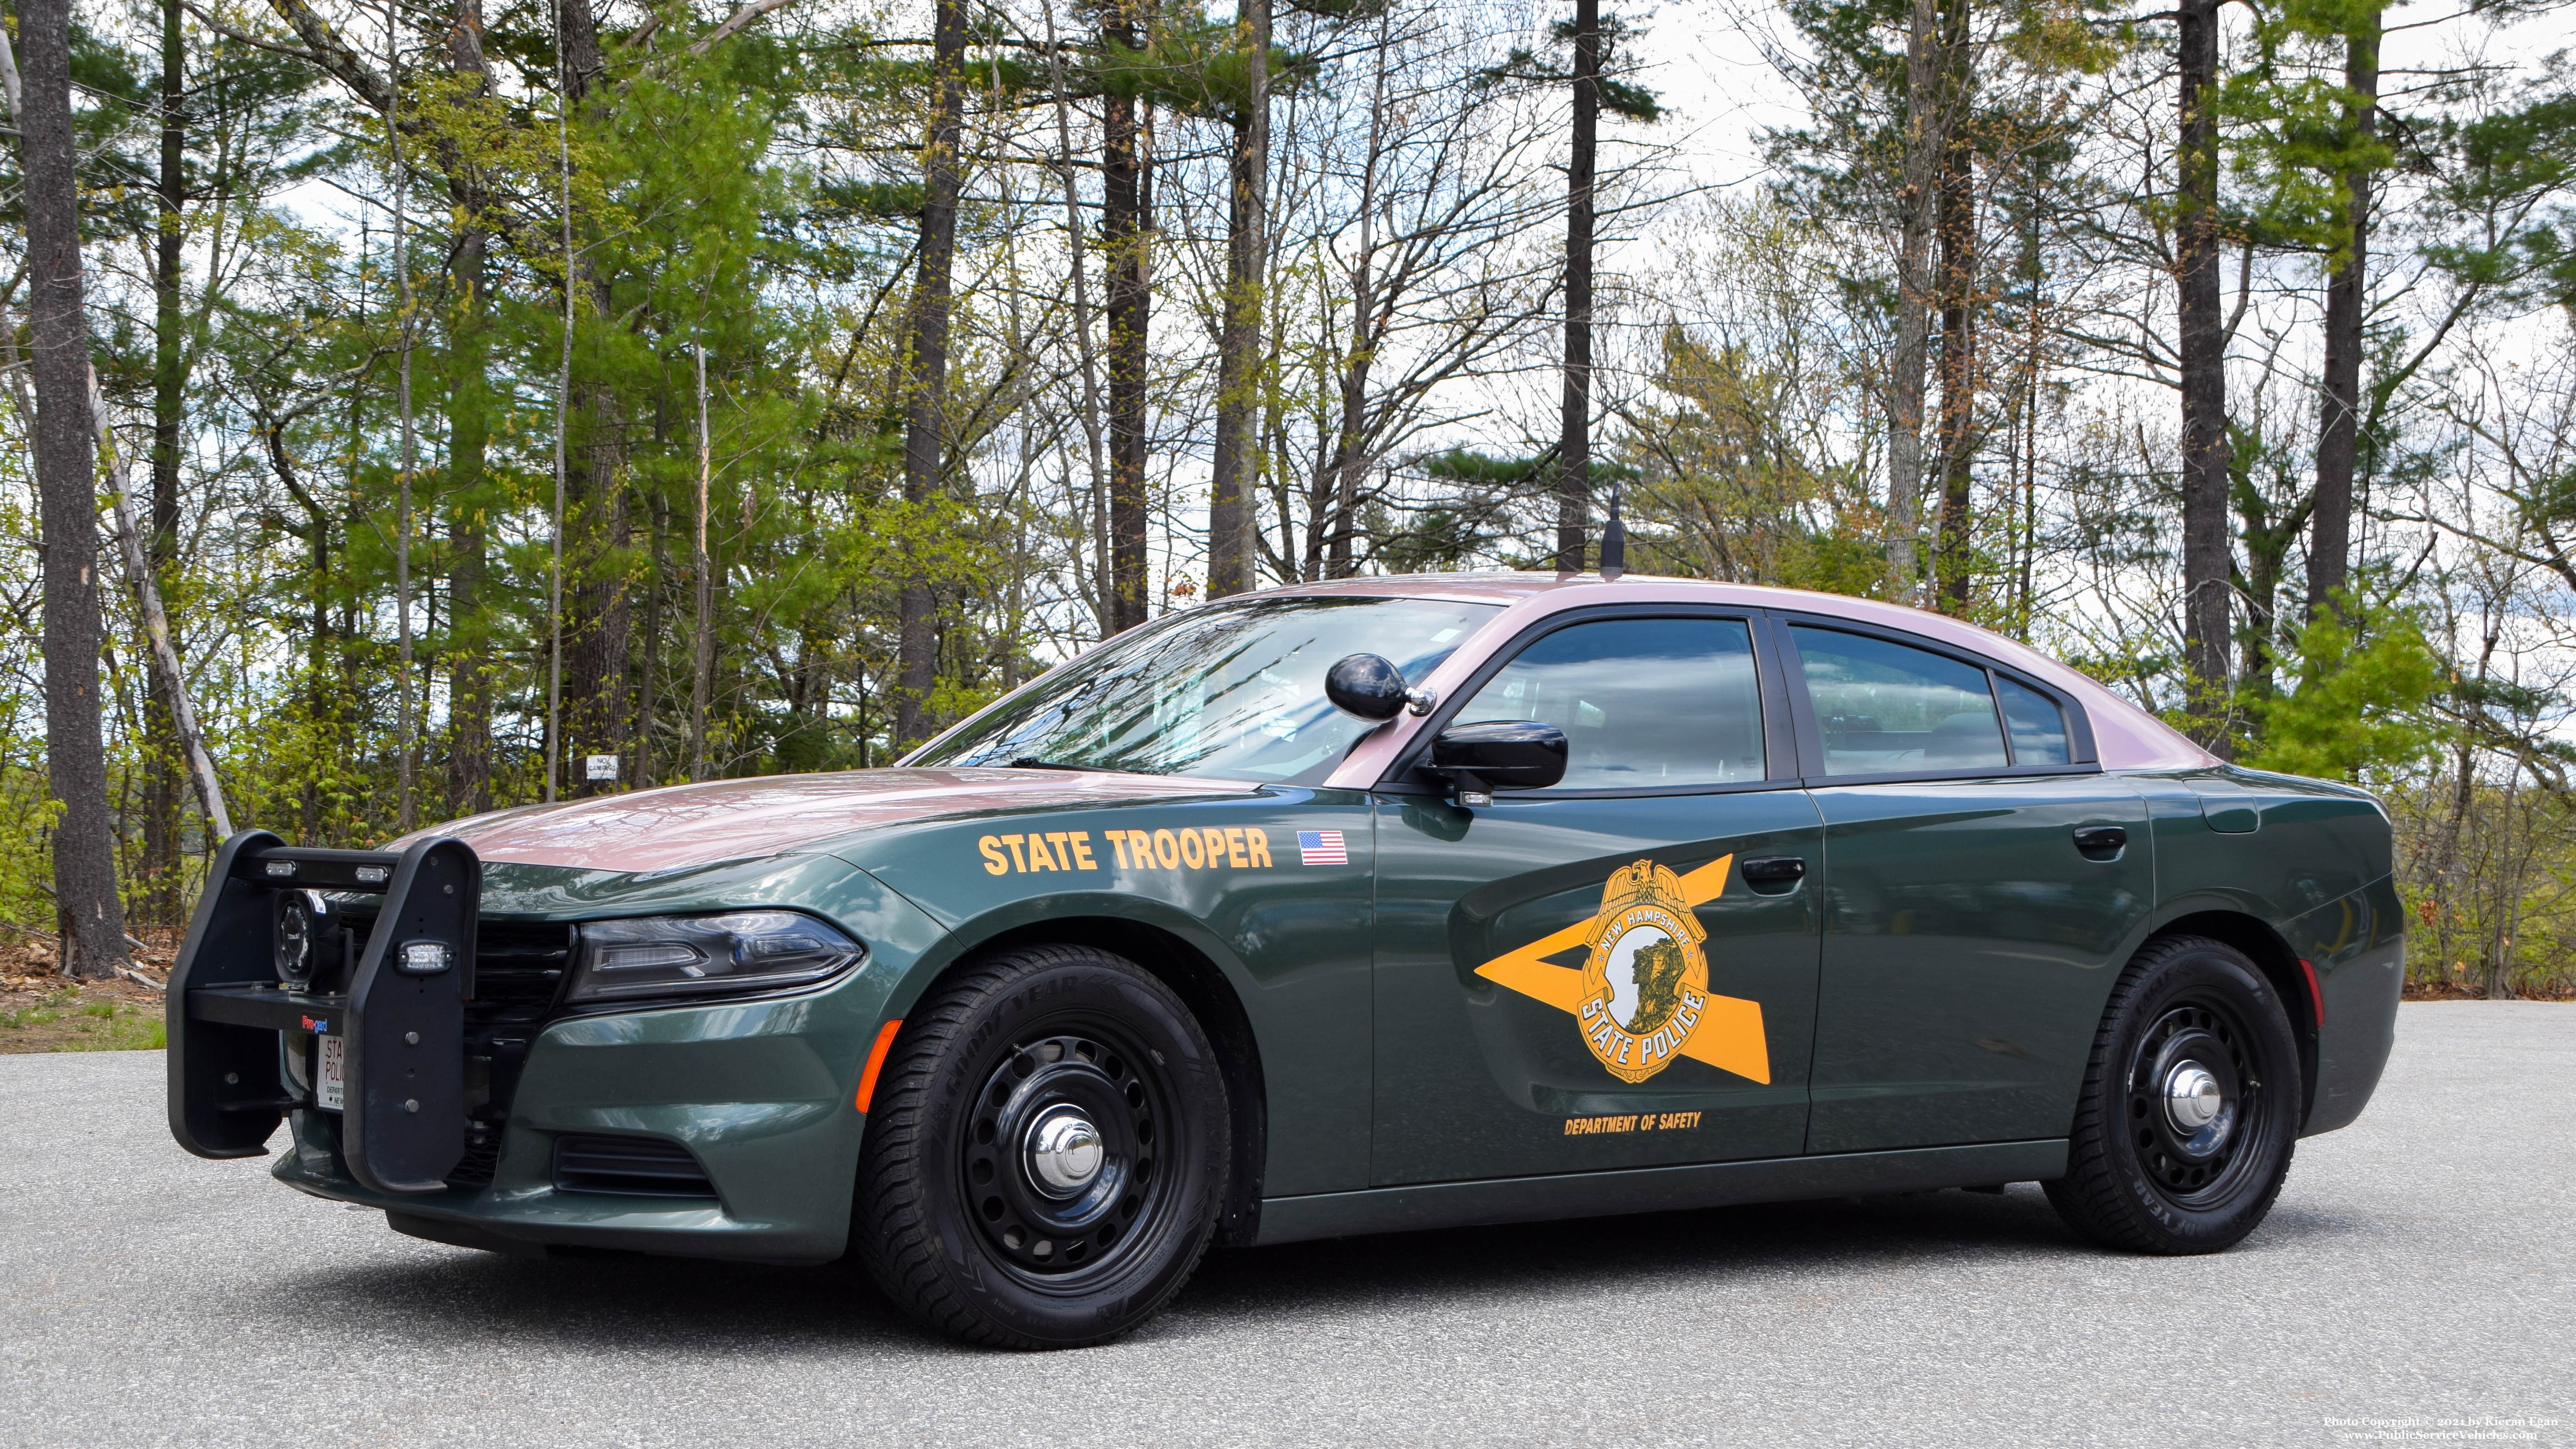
(2045, 934), (2301, 1254)
(852, 943), (1229, 1348)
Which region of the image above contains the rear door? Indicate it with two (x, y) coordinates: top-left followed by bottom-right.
(1779, 619), (2153, 1154)
(1369, 610), (1823, 1186)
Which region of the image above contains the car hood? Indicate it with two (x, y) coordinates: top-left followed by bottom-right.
(402, 768), (1258, 873)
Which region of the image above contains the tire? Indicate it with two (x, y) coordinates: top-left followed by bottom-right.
(852, 943), (1230, 1349)
(2044, 933), (2302, 1255)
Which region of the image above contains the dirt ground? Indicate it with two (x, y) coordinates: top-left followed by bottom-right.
(0, 928), (177, 1054)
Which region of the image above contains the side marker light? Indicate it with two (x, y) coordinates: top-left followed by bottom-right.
(2297, 958), (2326, 1027)
(854, 1018), (904, 1114)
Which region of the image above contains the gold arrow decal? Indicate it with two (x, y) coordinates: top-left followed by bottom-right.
(1472, 853), (1771, 1085)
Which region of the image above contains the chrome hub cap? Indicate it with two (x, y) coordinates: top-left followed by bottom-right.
(2162, 1061), (2223, 1133)
(1025, 1105), (1104, 1197)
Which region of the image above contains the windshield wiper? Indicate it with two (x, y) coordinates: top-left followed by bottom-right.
(1003, 756), (1120, 773)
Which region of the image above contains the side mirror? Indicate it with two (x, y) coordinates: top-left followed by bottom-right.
(1428, 720), (1568, 805)
(1326, 653), (1409, 720)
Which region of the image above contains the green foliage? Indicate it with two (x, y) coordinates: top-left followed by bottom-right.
(1621, 320), (1890, 596)
(2225, 0), (2390, 266)
(2418, 76), (2576, 310)
(1475, 13), (1664, 124)
(2239, 597), (2444, 782)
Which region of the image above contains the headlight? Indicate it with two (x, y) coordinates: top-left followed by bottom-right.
(565, 910), (866, 1004)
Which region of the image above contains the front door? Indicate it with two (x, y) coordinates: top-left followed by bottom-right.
(1370, 612), (1824, 1186)
(1777, 620), (2155, 1154)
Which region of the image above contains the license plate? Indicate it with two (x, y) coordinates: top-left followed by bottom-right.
(317, 1035), (346, 1111)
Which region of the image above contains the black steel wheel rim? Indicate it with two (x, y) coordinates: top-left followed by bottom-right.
(2125, 993), (2271, 1207)
(959, 1018), (1179, 1287)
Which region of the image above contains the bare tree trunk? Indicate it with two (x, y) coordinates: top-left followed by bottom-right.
(99, 365), (230, 843)
(443, 0), (492, 817)
(1104, 9), (1152, 632)
(1886, 0), (1941, 601)
(1039, 0), (1111, 632)
(1931, 0), (1977, 615)
(144, 0), (186, 918)
(2013, 214), (2041, 636)
(1319, 6), (1391, 584)
(445, 219), (492, 816)
(895, 0), (966, 743)
(553, 0), (630, 794)
(2176, 0), (2232, 753)
(545, 0), (579, 802)
(2308, 15), (2378, 622)
(15, 0), (130, 976)
(1555, 0), (1600, 574)
(547, 0), (611, 800)
(1207, 0), (1268, 600)
(563, 348), (630, 797)
(388, 0), (417, 829)
(692, 342), (715, 778)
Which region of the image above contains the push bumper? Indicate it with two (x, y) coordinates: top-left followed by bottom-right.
(170, 830), (936, 1265)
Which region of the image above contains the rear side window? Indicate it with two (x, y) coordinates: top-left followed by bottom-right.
(1454, 617), (1766, 789)
(1789, 626), (2008, 776)
(1998, 677), (2071, 765)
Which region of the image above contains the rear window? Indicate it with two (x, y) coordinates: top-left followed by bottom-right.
(1789, 626), (2009, 776)
(1998, 677), (2072, 765)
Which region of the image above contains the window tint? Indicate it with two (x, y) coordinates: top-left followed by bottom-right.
(1455, 618), (1767, 790)
(1997, 676), (2071, 765)
(1790, 626), (2008, 776)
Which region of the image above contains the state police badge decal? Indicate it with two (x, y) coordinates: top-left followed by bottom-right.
(1471, 852), (1772, 1085)
(1577, 859), (1712, 1083)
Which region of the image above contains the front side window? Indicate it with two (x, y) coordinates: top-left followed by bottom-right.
(1452, 617), (1768, 790)
(917, 596), (1501, 783)
(1790, 626), (2010, 776)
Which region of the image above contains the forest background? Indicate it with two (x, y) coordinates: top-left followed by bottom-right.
(0, 0), (2571, 999)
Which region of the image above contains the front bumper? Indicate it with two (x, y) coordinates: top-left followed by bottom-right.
(170, 837), (950, 1265)
(274, 990), (877, 1264)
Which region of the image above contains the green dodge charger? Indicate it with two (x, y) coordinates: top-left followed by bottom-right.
(169, 573), (2403, 1348)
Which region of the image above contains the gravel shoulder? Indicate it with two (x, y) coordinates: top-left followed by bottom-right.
(1, 1002), (2568, 1449)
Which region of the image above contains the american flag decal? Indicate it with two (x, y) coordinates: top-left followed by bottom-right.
(1297, 830), (1348, 866)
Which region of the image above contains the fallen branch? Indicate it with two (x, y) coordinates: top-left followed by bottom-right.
(689, 0), (797, 53)
(92, 362), (235, 840)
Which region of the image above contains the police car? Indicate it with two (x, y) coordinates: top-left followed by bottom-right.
(170, 573), (2401, 1348)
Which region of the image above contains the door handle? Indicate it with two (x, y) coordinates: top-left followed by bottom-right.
(2072, 826), (2127, 858)
(1740, 856), (1806, 892)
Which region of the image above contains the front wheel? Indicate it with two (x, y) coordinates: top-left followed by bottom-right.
(2044, 934), (2302, 1254)
(851, 943), (1230, 1348)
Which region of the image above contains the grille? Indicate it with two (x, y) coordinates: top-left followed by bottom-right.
(470, 921), (577, 1021)
(552, 1134), (719, 1199)
(447, 920), (577, 1187)
(449, 1129), (503, 1188)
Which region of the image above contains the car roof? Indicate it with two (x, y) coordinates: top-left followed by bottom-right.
(1257, 572), (2218, 781)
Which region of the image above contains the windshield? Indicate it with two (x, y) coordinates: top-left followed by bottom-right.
(917, 596), (1503, 783)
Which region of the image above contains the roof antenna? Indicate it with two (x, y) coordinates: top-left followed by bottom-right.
(1599, 474), (1627, 581)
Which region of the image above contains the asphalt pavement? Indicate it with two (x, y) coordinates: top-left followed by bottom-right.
(2, 1002), (2569, 1449)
